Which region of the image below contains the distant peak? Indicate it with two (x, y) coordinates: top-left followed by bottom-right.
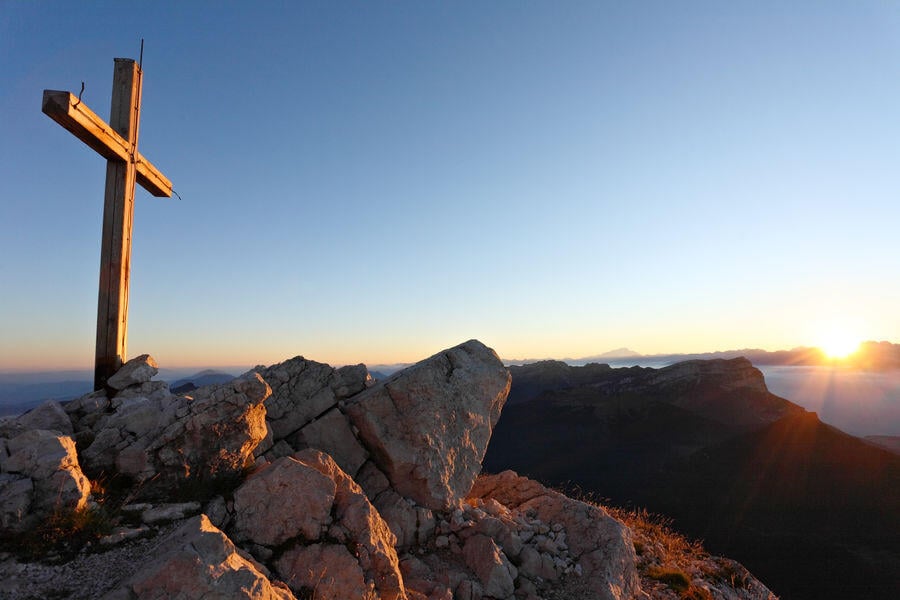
(596, 347), (642, 359)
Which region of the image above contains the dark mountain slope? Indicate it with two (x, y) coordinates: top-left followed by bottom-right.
(486, 389), (735, 500)
(656, 411), (900, 600)
(506, 360), (613, 404)
(506, 358), (802, 427)
(485, 359), (900, 600)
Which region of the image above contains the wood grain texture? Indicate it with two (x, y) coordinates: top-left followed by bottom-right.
(42, 90), (172, 197)
(94, 59), (141, 389)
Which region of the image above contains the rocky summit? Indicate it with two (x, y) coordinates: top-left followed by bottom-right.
(0, 340), (774, 600)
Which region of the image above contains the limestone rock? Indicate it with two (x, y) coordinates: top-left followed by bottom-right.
(372, 489), (436, 550)
(113, 380), (172, 404)
(345, 340), (511, 510)
(0, 346), (782, 600)
(232, 454), (337, 546)
(471, 470), (640, 600)
(234, 449), (406, 600)
(14, 401), (74, 435)
(104, 514), (295, 600)
(149, 375), (269, 490)
(295, 449), (405, 600)
(64, 390), (109, 416)
(274, 543), (371, 600)
(287, 407), (368, 477)
(81, 374), (269, 499)
(107, 354), (159, 391)
(356, 460), (392, 499)
(0, 429), (91, 531)
(98, 525), (151, 547)
(0, 473), (33, 530)
(463, 534), (517, 599)
(252, 357), (370, 442)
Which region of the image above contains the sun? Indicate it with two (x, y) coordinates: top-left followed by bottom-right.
(817, 329), (861, 360)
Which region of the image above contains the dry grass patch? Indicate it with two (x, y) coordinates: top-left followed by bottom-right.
(605, 505), (714, 599)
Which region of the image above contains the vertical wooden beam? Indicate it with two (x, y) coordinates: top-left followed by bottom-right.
(95, 59), (141, 390)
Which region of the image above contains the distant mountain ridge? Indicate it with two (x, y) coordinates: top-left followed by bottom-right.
(169, 369), (237, 394)
(866, 435), (900, 455)
(3, 340), (897, 417)
(505, 340), (900, 370)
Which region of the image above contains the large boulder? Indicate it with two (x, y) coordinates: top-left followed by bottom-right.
(0, 429), (91, 532)
(80, 374), (270, 499)
(107, 354), (159, 391)
(251, 358), (371, 476)
(462, 534), (517, 598)
(232, 454), (336, 547)
(232, 449), (406, 600)
(252, 358), (369, 442)
(274, 543), (370, 600)
(11, 400), (74, 435)
(344, 340), (511, 510)
(103, 514), (296, 600)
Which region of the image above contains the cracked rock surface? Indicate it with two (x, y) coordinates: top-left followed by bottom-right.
(345, 340), (511, 510)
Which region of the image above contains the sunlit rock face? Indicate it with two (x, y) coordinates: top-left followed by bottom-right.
(232, 449), (406, 600)
(344, 339), (511, 511)
(0, 428), (91, 531)
(106, 354), (159, 391)
(104, 514), (297, 600)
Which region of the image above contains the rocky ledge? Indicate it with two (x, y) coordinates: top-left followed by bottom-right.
(0, 340), (775, 600)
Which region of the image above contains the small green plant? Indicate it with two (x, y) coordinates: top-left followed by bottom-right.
(647, 565), (691, 592)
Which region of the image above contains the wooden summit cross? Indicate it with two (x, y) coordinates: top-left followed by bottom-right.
(42, 58), (172, 390)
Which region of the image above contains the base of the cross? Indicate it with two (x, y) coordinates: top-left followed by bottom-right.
(95, 356), (124, 391)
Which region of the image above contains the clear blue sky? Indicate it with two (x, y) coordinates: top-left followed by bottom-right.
(2, 2), (899, 370)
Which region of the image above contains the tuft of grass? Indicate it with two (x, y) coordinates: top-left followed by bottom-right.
(680, 586), (714, 600)
(10, 505), (114, 560)
(602, 504), (721, 599)
(608, 506), (706, 563)
(569, 492), (760, 600)
(647, 565), (691, 592)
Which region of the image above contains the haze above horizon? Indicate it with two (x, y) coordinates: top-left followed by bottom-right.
(2, 2), (899, 370)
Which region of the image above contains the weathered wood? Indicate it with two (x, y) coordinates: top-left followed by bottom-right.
(94, 58), (141, 390)
(42, 57), (172, 390)
(41, 90), (172, 197)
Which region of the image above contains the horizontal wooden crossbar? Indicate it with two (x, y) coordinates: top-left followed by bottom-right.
(42, 90), (172, 197)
